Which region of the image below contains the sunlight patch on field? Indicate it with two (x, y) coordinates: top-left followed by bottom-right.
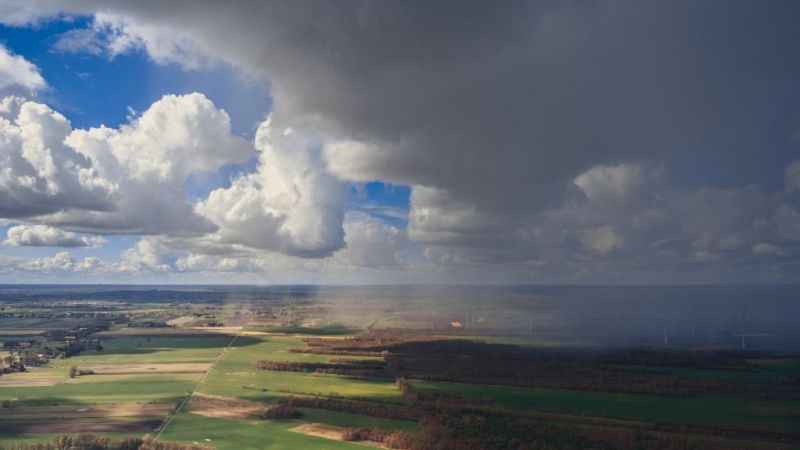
(85, 363), (212, 375)
(0, 402), (173, 419)
(0, 368), (62, 387)
(187, 393), (266, 420)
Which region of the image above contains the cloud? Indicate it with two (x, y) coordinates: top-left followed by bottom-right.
(125, 212), (412, 275)
(775, 205), (800, 242)
(53, 13), (213, 69)
(53, 28), (105, 55)
(17, 251), (102, 273)
(0, 96), (116, 218)
(412, 161), (800, 282)
(785, 161), (800, 192)
(196, 118), (346, 258)
(0, 250), (108, 277)
(753, 242), (785, 257)
(580, 226), (624, 255)
(0, 91), (349, 269)
(118, 237), (174, 272)
(334, 212), (410, 268)
(4, 224), (106, 247)
(175, 253), (257, 273)
(40, 93), (252, 235)
(6, 2), (759, 228)
(1, 91), (278, 253)
(0, 44), (46, 92)
(72, 92), (250, 182)
(574, 164), (655, 207)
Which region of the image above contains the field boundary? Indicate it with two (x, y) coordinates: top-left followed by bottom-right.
(153, 331), (242, 441)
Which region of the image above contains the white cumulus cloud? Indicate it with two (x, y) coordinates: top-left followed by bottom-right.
(42, 93), (252, 235)
(0, 97), (116, 218)
(0, 44), (45, 92)
(18, 251), (101, 273)
(4, 224), (106, 247)
(196, 118), (346, 258)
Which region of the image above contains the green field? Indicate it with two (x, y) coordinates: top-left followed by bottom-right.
(0, 375), (197, 406)
(159, 413), (363, 450)
(197, 335), (400, 403)
(0, 335), (237, 408)
(76, 335), (242, 364)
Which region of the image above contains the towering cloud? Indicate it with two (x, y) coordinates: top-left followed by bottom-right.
(1, 91), (254, 233)
(196, 119), (346, 258)
(0, 97), (115, 218)
(44, 93), (252, 235)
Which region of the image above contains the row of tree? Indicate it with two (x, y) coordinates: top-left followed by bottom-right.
(1, 434), (210, 450)
(278, 395), (420, 421)
(255, 359), (390, 378)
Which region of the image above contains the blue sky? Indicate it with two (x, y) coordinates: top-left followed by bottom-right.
(1, 18), (272, 133)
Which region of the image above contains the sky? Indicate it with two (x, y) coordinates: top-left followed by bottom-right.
(0, 1), (800, 284)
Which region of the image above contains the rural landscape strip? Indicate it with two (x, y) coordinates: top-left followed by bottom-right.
(1, 287), (799, 450)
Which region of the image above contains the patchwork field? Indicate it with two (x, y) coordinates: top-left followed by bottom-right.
(1, 287), (799, 450)
(0, 326), (410, 448)
(197, 335), (400, 403)
(0, 332), (234, 444)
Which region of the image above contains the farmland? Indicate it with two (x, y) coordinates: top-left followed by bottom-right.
(0, 285), (798, 450)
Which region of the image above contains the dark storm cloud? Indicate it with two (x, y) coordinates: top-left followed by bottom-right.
(15, 1), (800, 197)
